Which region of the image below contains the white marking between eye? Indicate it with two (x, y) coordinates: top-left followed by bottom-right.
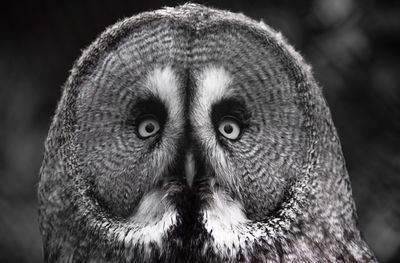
(195, 66), (232, 114)
(145, 66), (183, 121)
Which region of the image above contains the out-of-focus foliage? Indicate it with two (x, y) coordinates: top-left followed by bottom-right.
(0, 0), (399, 262)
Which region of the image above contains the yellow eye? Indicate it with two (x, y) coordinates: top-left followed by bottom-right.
(137, 117), (160, 138)
(218, 117), (241, 140)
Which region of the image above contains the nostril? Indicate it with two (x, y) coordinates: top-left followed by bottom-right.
(185, 152), (196, 187)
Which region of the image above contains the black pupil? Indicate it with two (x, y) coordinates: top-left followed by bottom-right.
(223, 124), (233, 134)
(145, 122), (155, 133)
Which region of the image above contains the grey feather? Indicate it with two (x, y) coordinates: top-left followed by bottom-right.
(38, 4), (377, 262)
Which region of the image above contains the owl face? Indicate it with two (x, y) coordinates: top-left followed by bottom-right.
(38, 5), (377, 262)
(72, 11), (310, 259)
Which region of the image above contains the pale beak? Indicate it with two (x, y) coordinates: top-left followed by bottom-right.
(185, 151), (196, 187)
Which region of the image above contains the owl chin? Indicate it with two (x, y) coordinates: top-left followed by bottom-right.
(89, 148), (249, 261)
(108, 157), (254, 261)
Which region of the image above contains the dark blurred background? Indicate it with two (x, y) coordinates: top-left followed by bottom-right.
(0, 0), (399, 262)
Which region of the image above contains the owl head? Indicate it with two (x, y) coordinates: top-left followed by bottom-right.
(38, 4), (376, 262)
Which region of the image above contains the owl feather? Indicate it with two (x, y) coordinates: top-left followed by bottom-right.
(38, 4), (377, 263)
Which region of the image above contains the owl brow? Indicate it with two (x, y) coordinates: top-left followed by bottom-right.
(125, 95), (168, 126)
(210, 98), (250, 126)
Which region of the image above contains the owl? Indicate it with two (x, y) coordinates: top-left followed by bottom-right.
(38, 4), (377, 263)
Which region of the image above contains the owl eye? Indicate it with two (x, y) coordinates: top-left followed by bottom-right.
(218, 117), (241, 140)
(137, 116), (160, 138)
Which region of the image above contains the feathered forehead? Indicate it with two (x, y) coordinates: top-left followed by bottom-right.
(53, 3), (329, 147)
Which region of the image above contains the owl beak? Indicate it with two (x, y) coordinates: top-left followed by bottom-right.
(185, 151), (196, 187)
